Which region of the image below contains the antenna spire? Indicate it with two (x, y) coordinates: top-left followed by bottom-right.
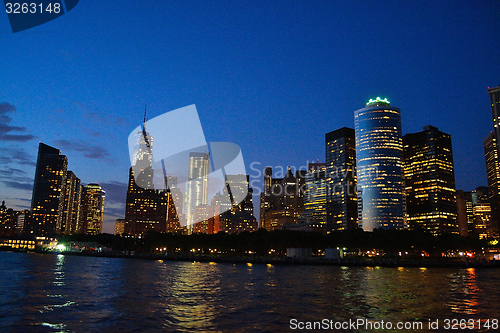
(142, 104), (151, 150)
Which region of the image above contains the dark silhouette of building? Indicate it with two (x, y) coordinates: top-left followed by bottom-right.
(260, 167), (306, 230)
(0, 201), (19, 236)
(27, 142), (68, 236)
(325, 127), (357, 231)
(403, 125), (458, 235)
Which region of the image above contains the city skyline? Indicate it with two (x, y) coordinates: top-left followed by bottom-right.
(1, 1), (499, 233)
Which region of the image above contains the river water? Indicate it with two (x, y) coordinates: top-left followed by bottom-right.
(0, 251), (499, 332)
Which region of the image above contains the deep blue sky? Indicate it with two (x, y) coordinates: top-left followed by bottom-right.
(1, 1), (499, 233)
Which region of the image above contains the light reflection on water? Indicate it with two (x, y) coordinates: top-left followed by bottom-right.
(0, 252), (499, 332)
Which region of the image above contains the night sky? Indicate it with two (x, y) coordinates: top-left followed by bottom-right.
(1, 1), (499, 233)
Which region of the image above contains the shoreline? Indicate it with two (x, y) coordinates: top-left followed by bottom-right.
(4, 249), (499, 268)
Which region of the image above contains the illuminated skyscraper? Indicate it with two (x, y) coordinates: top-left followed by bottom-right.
(484, 132), (500, 237)
(355, 97), (406, 231)
(185, 152), (209, 232)
(115, 218), (125, 235)
(489, 85), (500, 155)
(456, 190), (473, 236)
(301, 162), (327, 226)
(80, 183), (105, 235)
(124, 114), (173, 237)
(59, 170), (82, 234)
(325, 127), (357, 231)
(27, 142), (68, 236)
(472, 187), (491, 240)
(403, 125), (458, 235)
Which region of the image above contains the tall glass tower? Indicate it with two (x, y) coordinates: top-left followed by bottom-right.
(28, 142), (68, 236)
(325, 127), (357, 231)
(354, 97), (406, 231)
(489, 85), (500, 155)
(185, 152), (210, 232)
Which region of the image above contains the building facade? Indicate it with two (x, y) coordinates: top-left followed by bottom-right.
(124, 123), (180, 237)
(489, 85), (500, 155)
(260, 167), (305, 231)
(184, 152), (210, 232)
(354, 97), (406, 231)
(325, 127), (357, 231)
(301, 162), (327, 226)
(484, 132), (500, 237)
(59, 170), (82, 234)
(403, 125), (458, 235)
(80, 183), (105, 235)
(27, 143), (68, 236)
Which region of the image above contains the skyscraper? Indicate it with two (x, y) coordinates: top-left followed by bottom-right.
(484, 132), (500, 237)
(184, 152), (209, 232)
(488, 85), (500, 155)
(259, 167), (305, 230)
(301, 162), (327, 226)
(124, 116), (173, 237)
(59, 170), (82, 234)
(472, 187), (491, 240)
(325, 127), (357, 231)
(456, 190), (473, 236)
(354, 97), (406, 231)
(403, 125), (458, 235)
(27, 142), (68, 236)
(80, 183), (105, 235)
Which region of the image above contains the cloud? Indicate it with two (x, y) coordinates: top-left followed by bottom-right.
(0, 147), (37, 166)
(99, 181), (128, 205)
(0, 102), (36, 142)
(54, 139), (111, 159)
(84, 129), (102, 137)
(0, 134), (36, 142)
(104, 205), (126, 218)
(2, 180), (33, 191)
(0, 167), (27, 177)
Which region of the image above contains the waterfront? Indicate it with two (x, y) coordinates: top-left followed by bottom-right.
(0, 251), (499, 332)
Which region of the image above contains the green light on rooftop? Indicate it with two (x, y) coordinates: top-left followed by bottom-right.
(367, 97), (390, 106)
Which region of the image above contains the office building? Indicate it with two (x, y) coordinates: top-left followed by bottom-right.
(0, 201), (18, 236)
(403, 125), (458, 235)
(115, 218), (125, 235)
(484, 132), (500, 237)
(59, 170), (82, 234)
(184, 152), (210, 232)
(260, 167), (306, 230)
(301, 162), (327, 226)
(325, 127), (357, 231)
(354, 97), (406, 231)
(489, 85), (500, 155)
(124, 121), (174, 237)
(27, 142), (68, 236)
(456, 190), (473, 236)
(80, 183), (105, 235)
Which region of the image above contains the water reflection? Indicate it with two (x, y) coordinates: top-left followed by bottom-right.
(447, 268), (479, 315)
(1, 252), (499, 332)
